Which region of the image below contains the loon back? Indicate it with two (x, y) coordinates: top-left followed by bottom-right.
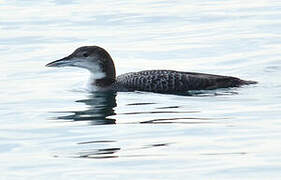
(116, 70), (256, 93)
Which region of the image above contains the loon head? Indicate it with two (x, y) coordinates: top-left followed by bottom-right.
(46, 46), (116, 87)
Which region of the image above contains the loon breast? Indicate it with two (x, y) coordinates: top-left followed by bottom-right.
(115, 70), (256, 93)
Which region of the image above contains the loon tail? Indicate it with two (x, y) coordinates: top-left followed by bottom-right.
(241, 80), (258, 85)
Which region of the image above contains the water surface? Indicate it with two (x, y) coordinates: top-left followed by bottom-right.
(1, 0), (281, 179)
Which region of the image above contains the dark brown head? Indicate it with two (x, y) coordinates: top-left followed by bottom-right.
(46, 46), (116, 83)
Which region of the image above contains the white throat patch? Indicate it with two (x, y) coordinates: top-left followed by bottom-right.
(71, 57), (106, 79)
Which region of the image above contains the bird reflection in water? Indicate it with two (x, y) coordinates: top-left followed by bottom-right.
(52, 91), (117, 125)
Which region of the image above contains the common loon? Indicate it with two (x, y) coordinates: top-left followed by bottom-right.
(46, 46), (257, 93)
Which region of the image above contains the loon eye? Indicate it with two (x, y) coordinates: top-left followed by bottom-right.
(83, 53), (88, 57)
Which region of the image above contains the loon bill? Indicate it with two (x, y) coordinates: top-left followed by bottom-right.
(46, 46), (257, 93)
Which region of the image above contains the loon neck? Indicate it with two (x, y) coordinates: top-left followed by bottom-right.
(94, 77), (115, 87)
(92, 50), (116, 88)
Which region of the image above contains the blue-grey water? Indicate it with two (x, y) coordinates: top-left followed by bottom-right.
(1, 0), (281, 179)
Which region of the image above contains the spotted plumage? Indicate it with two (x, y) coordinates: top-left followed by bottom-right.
(114, 70), (255, 93)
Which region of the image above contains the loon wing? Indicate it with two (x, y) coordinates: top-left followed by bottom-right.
(116, 70), (254, 93)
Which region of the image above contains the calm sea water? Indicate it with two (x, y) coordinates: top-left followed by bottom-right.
(1, 0), (281, 179)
